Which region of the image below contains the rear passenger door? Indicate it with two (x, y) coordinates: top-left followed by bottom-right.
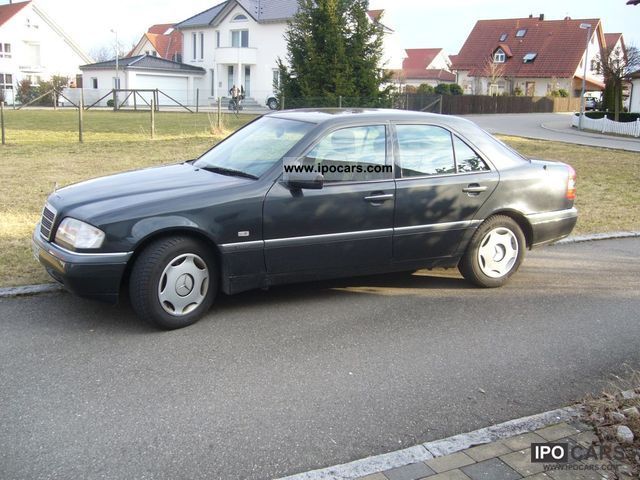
(392, 123), (499, 262)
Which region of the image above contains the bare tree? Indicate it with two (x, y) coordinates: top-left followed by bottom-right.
(596, 45), (640, 120)
(480, 56), (506, 96)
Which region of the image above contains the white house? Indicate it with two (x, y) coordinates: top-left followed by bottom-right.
(175, 0), (406, 107)
(630, 71), (640, 113)
(0, 0), (91, 104)
(400, 48), (455, 88)
(78, 55), (205, 108)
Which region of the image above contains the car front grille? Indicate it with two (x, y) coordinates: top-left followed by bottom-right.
(40, 204), (57, 241)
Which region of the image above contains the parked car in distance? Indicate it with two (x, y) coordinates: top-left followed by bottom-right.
(33, 109), (578, 329)
(266, 95), (279, 110)
(584, 97), (598, 111)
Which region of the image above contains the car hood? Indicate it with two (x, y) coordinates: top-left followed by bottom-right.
(49, 163), (250, 223)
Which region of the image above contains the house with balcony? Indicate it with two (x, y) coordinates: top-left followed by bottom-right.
(0, 0), (91, 104)
(451, 15), (615, 97)
(175, 0), (406, 107)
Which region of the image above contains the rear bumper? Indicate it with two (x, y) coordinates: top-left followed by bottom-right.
(32, 226), (132, 304)
(526, 207), (578, 247)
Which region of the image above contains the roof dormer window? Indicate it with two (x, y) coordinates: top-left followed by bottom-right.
(494, 48), (506, 63)
(232, 14), (248, 22)
(516, 29), (527, 38)
(499, 33), (508, 42)
(523, 53), (537, 63)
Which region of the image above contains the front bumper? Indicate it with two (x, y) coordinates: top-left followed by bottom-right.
(32, 225), (132, 304)
(526, 207), (578, 247)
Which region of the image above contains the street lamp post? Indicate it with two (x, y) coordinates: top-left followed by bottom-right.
(579, 23), (592, 131)
(110, 29), (119, 89)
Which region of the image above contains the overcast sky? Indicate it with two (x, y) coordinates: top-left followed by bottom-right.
(17, 0), (640, 57)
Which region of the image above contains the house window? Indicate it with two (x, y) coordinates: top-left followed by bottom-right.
(216, 31), (220, 47)
(493, 48), (506, 63)
(199, 32), (204, 60)
(272, 69), (280, 89)
(0, 43), (11, 58)
(113, 77), (121, 89)
(174, 53), (182, 63)
(499, 33), (507, 42)
(1, 73), (13, 89)
(29, 75), (41, 86)
(590, 59), (601, 73)
(25, 42), (41, 66)
(192, 33), (197, 60)
(91, 77), (98, 89)
(523, 53), (537, 64)
(210, 69), (215, 96)
(232, 14), (248, 22)
(231, 30), (249, 48)
(516, 29), (527, 37)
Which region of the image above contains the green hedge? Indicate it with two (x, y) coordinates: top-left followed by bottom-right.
(577, 112), (640, 122)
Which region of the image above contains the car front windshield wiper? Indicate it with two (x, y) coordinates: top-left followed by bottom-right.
(200, 165), (258, 180)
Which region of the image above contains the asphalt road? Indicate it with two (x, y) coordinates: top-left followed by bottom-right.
(1, 238), (639, 480)
(463, 113), (640, 152)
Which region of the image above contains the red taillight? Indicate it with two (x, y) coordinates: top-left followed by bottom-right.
(566, 165), (577, 200)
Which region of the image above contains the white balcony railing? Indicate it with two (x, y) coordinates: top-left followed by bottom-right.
(214, 47), (257, 65)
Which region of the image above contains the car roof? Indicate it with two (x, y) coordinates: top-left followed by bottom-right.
(266, 108), (473, 129)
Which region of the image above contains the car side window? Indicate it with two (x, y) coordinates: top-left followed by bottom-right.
(304, 125), (388, 182)
(453, 136), (490, 173)
(396, 125), (456, 177)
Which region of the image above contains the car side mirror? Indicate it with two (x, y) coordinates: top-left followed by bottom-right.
(284, 171), (324, 190)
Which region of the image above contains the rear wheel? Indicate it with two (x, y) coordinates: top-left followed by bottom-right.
(459, 215), (525, 288)
(129, 236), (217, 329)
(267, 98), (279, 110)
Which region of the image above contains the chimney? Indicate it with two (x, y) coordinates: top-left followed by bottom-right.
(564, 16), (571, 20)
(539, 14), (545, 21)
(529, 14), (533, 18)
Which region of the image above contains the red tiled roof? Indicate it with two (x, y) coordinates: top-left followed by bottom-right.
(148, 23), (174, 35)
(404, 68), (456, 82)
(367, 9), (383, 23)
(0, 1), (30, 28)
(451, 17), (602, 78)
(604, 33), (622, 49)
(403, 48), (443, 70)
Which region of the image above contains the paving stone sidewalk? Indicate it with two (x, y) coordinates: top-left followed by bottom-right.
(357, 420), (635, 480)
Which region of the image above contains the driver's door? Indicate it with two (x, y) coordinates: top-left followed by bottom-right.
(263, 124), (395, 275)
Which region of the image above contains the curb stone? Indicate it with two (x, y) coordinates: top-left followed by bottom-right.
(276, 406), (579, 480)
(1, 232), (638, 300)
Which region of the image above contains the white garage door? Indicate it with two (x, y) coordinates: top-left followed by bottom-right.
(135, 74), (189, 106)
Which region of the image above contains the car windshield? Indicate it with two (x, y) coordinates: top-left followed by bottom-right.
(194, 117), (314, 178)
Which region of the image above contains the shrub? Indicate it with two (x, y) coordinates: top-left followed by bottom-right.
(449, 83), (463, 96)
(434, 83), (450, 95)
(558, 89), (569, 98)
(513, 86), (523, 96)
(580, 111), (640, 122)
(417, 83), (435, 95)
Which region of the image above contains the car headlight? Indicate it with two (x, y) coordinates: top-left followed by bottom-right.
(54, 218), (105, 249)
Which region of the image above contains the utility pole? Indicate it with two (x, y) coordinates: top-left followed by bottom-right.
(579, 23), (592, 131)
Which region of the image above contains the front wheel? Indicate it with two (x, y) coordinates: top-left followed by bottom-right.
(458, 215), (526, 288)
(129, 236), (217, 329)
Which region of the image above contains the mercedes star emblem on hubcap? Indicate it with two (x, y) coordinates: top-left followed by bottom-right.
(175, 274), (194, 297)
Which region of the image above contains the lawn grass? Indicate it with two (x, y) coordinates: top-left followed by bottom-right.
(0, 110), (638, 287)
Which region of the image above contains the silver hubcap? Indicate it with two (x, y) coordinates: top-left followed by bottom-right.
(477, 227), (519, 278)
(158, 253), (209, 316)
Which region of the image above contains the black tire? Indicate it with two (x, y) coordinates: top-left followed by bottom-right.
(129, 236), (217, 329)
(267, 98), (278, 110)
(458, 215), (526, 288)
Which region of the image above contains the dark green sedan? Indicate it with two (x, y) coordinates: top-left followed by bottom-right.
(33, 109), (577, 329)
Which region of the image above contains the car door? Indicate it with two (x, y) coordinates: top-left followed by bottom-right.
(392, 123), (499, 262)
(263, 124), (395, 274)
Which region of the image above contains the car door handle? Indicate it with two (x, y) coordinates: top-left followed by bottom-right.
(462, 184), (488, 194)
(364, 193), (394, 203)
